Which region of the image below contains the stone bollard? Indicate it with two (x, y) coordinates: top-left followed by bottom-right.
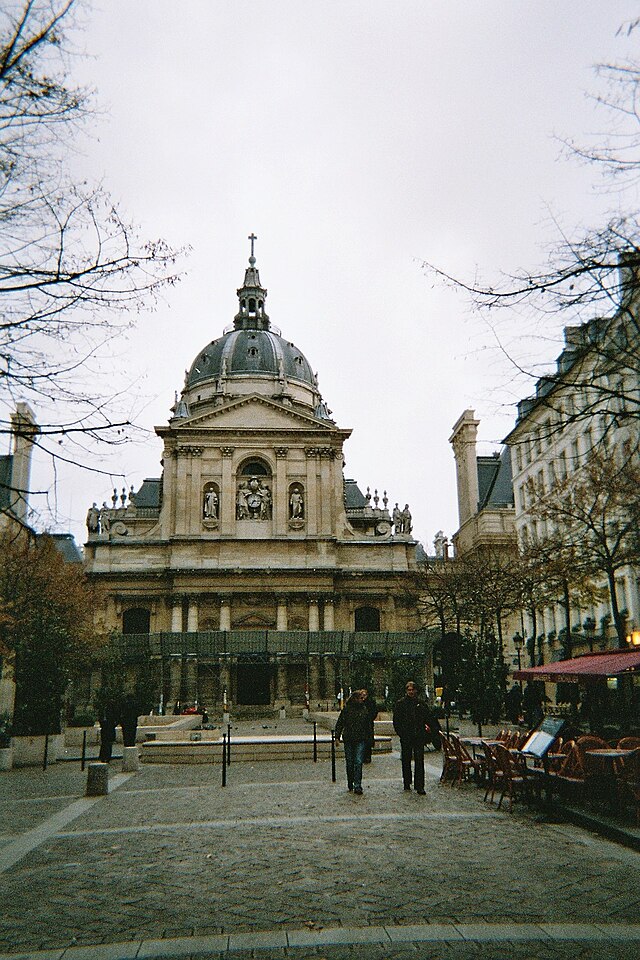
(86, 762), (109, 796)
(122, 746), (139, 772)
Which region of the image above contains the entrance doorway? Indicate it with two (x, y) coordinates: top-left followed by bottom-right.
(236, 661), (272, 705)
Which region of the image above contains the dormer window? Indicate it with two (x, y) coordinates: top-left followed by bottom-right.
(248, 347), (258, 357)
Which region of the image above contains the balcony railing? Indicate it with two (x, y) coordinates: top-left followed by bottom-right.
(105, 630), (432, 661)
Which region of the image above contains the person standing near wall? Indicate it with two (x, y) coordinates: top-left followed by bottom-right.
(334, 690), (370, 795)
(393, 681), (431, 794)
(361, 687), (379, 764)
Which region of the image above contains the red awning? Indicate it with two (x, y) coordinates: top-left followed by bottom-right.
(513, 648), (640, 683)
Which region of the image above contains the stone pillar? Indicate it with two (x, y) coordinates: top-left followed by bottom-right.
(122, 746), (139, 772)
(187, 599), (198, 633)
(323, 598), (335, 631)
(308, 598), (320, 632)
(171, 601), (182, 633)
(449, 409), (480, 528)
(275, 655), (289, 705)
(168, 655), (182, 708)
(276, 599), (288, 631)
(220, 446), (235, 535)
(274, 447), (288, 535)
(309, 654), (321, 702)
(220, 598), (231, 631)
(324, 656), (336, 701)
(184, 656), (198, 704)
(86, 763), (109, 796)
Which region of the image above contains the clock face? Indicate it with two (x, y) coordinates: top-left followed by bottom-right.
(376, 520), (391, 536)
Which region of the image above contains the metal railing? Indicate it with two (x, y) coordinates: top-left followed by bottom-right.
(108, 629), (432, 661)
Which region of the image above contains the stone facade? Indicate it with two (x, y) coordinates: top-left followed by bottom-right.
(84, 247), (422, 710)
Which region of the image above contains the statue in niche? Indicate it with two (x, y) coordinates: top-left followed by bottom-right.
(289, 485), (304, 519)
(237, 476), (272, 520)
(203, 488), (218, 520)
(236, 481), (249, 519)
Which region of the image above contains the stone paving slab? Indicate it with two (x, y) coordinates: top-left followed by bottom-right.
(1, 725), (639, 959)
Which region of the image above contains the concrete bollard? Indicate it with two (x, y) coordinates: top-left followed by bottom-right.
(86, 762), (109, 796)
(122, 746), (139, 772)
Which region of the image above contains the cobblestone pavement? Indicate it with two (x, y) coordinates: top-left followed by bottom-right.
(0, 722), (639, 960)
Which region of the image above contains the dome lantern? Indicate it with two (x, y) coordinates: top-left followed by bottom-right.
(234, 233), (270, 331)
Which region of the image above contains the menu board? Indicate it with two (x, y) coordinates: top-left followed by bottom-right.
(521, 717), (565, 759)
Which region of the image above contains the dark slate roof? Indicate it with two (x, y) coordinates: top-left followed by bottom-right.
(477, 447), (514, 510)
(0, 455), (12, 510)
(415, 542), (428, 563)
(344, 479), (368, 509)
(187, 329), (315, 388)
(46, 533), (83, 563)
(133, 478), (162, 509)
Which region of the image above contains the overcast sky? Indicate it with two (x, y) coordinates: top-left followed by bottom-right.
(13, 0), (640, 550)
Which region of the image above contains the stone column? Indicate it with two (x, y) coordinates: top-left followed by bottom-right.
(276, 598), (288, 631)
(308, 598), (320, 632)
(187, 599), (198, 633)
(275, 654), (289, 705)
(324, 656), (336, 701)
(184, 656), (198, 704)
(274, 447), (289, 536)
(323, 598), (335, 631)
(220, 598), (231, 631)
(309, 654), (321, 703)
(168, 655), (182, 709)
(220, 446), (235, 535)
(171, 601), (182, 633)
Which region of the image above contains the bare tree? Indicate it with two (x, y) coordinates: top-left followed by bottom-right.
(526, 447), (640, 649)
(422, 32), (640, 440)
(0, 2), (184, 451)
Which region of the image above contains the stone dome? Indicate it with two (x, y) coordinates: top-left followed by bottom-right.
(186, 328), (315, 389)
(175, 241), (332, 419)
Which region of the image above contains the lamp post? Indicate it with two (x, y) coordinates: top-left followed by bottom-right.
(513, 632), (524, 691)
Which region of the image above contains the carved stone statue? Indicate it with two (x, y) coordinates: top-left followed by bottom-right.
(236, 481), (249, 519)
(86, 502), (100, 534)
(289, 486), (304, 519)
(203, 489), (218, 520)
(392, 503), (402, 534)
(237, 477), (272, 520)
(401, 504), (412, 535)
(99, 503), (111, 534)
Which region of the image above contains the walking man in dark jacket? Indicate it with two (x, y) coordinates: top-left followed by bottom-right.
(335, 690), (370, 795)
(393, 681), (431, 794)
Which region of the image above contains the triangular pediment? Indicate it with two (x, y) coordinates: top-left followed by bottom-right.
(170, 394), (338, 433)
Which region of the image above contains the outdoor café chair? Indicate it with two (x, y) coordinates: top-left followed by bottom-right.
(439, 733), (460, 785)
(450, 733), (484, 785)
(493, 742), (530, 811)
(615, 747), (640, 824)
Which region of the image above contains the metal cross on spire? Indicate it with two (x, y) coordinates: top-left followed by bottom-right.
(248, 232), (257, 260)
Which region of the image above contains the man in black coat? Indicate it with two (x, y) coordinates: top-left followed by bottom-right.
(393, 681), (431, 794)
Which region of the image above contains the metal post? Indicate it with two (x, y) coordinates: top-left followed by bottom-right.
(42, 733), (49, 771)
(222, 733), (227, 787)
(331, 730), (336, 783)
(81, 730), (87, 771)
(313, 721), (318, 763)
(227, 722), (231, 764)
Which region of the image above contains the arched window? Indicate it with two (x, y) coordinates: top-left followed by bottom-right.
(355, 607), (381, 632)
(248, 297), (256, 313)
(240, 459), (269, 476)
(122, 608), (151, 635)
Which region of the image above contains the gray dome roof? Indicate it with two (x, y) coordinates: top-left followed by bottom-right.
(187, 329), (315, 388)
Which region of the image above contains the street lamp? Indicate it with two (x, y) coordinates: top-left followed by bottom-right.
(626, 629), (640, 647)
(513, 632), (524, 690)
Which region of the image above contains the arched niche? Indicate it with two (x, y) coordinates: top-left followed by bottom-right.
(202, 481), (220, 524)
(122, 607), (151, 635)
(288, 482), (305, 521)
(237, 457), (273, 520)
(354, 606), (381, 632)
